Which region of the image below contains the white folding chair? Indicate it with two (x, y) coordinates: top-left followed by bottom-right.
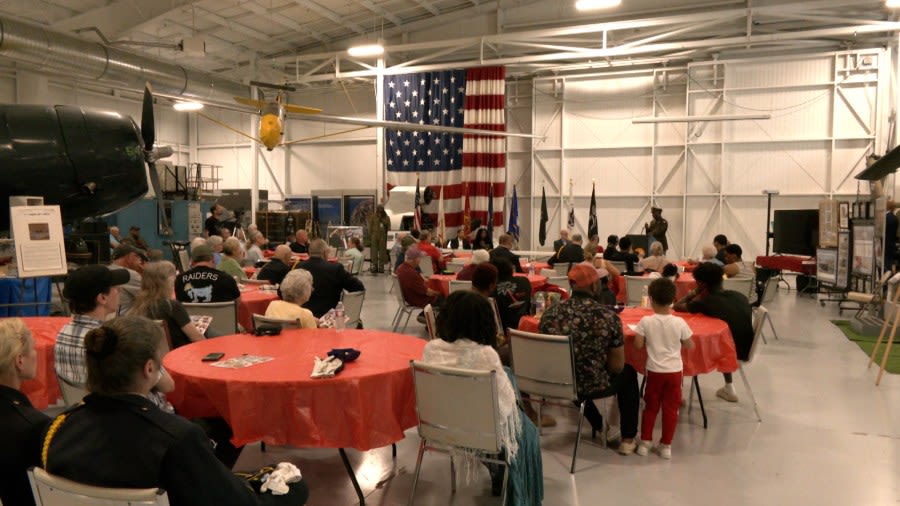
(545, 276), (571, 294)
(251, 313), (302, 332)
(390, 275), (418, 332)
(553, 263), (571, 276)
(423, 304), (437, 340)
(177, 250), (191, 274)
(419, 258), (435, 278)
(753, 305), (779, 343)
(408, 361), (509, 506)
(446, 262), (464, 274)
(539, 268), (556, 278)
(624, 275), (653, 306)
(341, 290), (365, 329)
(182, 301), (238, 335)
(723, 277), (754, 300)
(449, 279), (471, 294)
(29, 467), (170, 506)
(507, 329), (585, 473)
(487, 297), (506, 339)
(340, 257), (355, 274)
(740, 307), (766, 422)
(607, 260), (627, 272)
(57, 375), (89, 407)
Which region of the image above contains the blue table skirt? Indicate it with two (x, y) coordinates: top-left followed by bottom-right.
(0, 277), (52, 316)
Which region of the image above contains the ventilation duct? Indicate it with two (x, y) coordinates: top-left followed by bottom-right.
(0, 17), (248, 101)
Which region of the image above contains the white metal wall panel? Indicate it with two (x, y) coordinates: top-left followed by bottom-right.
(724, 141), (831, 195)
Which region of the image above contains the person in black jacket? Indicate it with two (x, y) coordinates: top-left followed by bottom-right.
(257, 245), (293, 286)
(43, 316), (308, 506)
(489, 233), (524, 273)
(295, 239), (365, 318)
(548, 233), (585, 267)
(0, 318), (50, 506)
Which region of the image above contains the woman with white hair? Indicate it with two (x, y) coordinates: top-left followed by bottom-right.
(638, 241), (670, 273)
(0, 318), (50, 506)
(457, 248), (491, 281)
(265, 269), (318, 328)
(217, 237), (247, 281)
(245, 231), (267, 266)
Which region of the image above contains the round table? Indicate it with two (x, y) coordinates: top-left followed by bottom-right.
(518, 307), (737, 376)
(237, 285), (279, 331)
(426, 272), (547, 297)
(163, 329), (426, 450)
(20, 316), (68, 409)
(617, 272), (697, 304)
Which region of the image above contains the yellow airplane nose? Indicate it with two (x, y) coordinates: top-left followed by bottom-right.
(259, 114), (282, 150)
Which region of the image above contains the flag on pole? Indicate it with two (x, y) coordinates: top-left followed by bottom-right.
(539, 186), (548, 246)
(588, 182), (598, 239)
(486, 182), (494, 242)
(507, 186), (519, 241)
(413, 174), (422, 231)
(567, 177), (575, 230)
(462, 189), (472, 241)
(437, 186), (446, 245)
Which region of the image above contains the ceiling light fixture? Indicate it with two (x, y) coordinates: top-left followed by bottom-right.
(632, 114), (771, 123)
(172, 101), (204, 111)
(347, 43), (384, 57)
(575, 0), (622, 11)
(887, 0), (900, 7)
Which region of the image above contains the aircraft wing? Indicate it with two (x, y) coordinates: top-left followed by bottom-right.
(290, 112), (538, 139)
(284, 104), (322, 115)
(233, 96), (267, 110)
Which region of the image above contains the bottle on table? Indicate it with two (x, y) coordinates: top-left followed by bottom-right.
(640, 285), (649, 308)
(534, 292), (546, 317)
(334, 301), (345, 331)
(528, 259), (535, 276)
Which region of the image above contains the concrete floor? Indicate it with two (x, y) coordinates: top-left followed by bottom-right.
(125, 275), (900, 504)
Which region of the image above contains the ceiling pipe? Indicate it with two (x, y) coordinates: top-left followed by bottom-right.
(0, 16), (249, 101)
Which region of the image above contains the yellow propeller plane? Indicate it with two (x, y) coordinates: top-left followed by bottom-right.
(233, 94), (322, 150)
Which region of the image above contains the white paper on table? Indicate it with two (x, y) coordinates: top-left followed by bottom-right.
(627, 324), (638, 332)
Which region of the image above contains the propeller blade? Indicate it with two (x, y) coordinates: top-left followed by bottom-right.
(141, 84), (155, 151)
(148, 163), (171, 236)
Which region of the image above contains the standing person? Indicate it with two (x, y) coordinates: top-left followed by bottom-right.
(644, 206), (669, 253)
(632, 278), (694, 459)
(368, 205), (391, 274)
(109, 243), (148, 315)
(490, 233), (524, 273)
(295, 239), (364, 318)
(423, 291), (543, 506)
(130, 261), (205, 349)
(539, 264), (640, 454)
(176, 245), (241, 304)
(674, 262), (753, 403)
(205, 203), (224, 238)
(42, 316), (309, 506)
(56, 265), (131, 386)
(0, 318), (50, 506)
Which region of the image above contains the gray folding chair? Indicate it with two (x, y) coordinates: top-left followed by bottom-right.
(341, 290), (365, 328)
(251, 313), (302, 332)
(29, 467), (170, 506)
(624, 275), (653, 306)
(182, 300), (238, 335)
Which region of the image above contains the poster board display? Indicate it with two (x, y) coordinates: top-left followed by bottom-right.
(836, 231), (850, 289)
(819, 200), (839, 248)
(11, 205), (67, 278)
(851, 221), (874, 276)
(816, 248), (837, 285)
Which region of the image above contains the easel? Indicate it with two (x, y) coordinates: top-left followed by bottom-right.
(867, 274), (900, 385)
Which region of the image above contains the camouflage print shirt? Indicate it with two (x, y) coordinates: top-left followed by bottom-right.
(538, 292), (624, 398)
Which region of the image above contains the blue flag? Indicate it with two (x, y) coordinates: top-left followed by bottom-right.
(507, 186), (519, 241)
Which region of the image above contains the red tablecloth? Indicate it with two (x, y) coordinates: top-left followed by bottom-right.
(243, 266), (257, 278)
(518, 307), (737, 376)
(617, 272), (697, 304)
(163, 329), (425, 449)
(238, 285), (279, 331)
(756, 255), (816, 274)
(427, 272), (547, 297)
(521, 260), (551, 273)
(20, 317), (68, 409)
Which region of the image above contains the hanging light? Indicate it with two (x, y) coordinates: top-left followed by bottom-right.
(575, 0), (622, 11)
(347, 43), (385, 57)
(887, 0), (900, 8)
(172, 101), (204, 111)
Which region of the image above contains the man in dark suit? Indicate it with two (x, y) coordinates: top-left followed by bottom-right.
(549, 233), (585, 267)
(257, 245), (293, 286)
(290, 229), (310, 254)
(553, 229), (569, 253)
(295, 239), (364, 317)
(490, 233), (523, 273)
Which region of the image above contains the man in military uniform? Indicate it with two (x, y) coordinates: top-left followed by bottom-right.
(367, 205), (391, 274)
(645, 206), (669, 253)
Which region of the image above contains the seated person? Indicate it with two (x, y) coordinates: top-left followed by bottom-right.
(130, 261), (205, 349)
(618, 236), (641, 273)
(594, 266), (617, 306)
(490, 233), (523, 273)
(394, 233), (418, 271)
(396, 246), (442, 309)
(245, 231), (268, 266)
(688, 245), (724, 266)
(417, 230), (446, 273)
(713, 234), (729, 263)
(295, 239), (364, 318)
(289, 230), (310, 254)
(603, 235), (621, 260)
(218, 237), (247, 281)
(471, 263), (499, 298)
(43, 316), (309, 506)
(257, 245), (293, 286)
(176, 245), (241, 304)
(0, 318), (50, 506)
(548, 233), (584, 267)
(457, 249), (490, 281)
(638, 241), (670, 273)
(491, 258), (532, 332)
(661, 263), (679, 282)
(722, 244), (755, 279)
(265, 269), (318, 329)
(207, 235), (224, 266)
(345, 237), (365, 275)
(423, 291), (543, 505)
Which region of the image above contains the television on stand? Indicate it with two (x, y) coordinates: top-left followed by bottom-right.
(773, 209), (819, 257)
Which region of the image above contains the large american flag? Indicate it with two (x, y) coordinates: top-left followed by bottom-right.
(385, 66), (506, 234)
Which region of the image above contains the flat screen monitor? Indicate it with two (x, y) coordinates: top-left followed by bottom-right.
(773, 209), (819, 256)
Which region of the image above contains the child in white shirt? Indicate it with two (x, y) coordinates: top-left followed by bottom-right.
(633, 277), (694, 459)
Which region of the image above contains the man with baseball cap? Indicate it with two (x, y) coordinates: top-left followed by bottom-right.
(55, 265), (131, 386)
(109, 243), (148, 314)
(396, 245), (443, 322)
(175, 244), (240, 304)
(539, 262), (640, 455)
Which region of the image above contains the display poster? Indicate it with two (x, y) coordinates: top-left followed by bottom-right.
(11, 205), (67, 278)
(819, 200), (839, 248)
(852, 223), (874, 276)
(816, 248), (837, 285)
(284, 197), (312, 213)
(836, 231), (850, 289)
(314, 197), (343, 228)
(839, 202), (850, 230)
(344, 195), (375, 238)
(188, 202), (203, 238)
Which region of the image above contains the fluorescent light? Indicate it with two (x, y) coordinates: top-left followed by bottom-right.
(632, 114), (771, 123)
(575, 0), (622, 11)
(887, 0), (900, 8)
(173, 101), (203, 111)
(347, 44), (384, 57)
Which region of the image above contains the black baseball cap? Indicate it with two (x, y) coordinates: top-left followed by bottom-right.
(63, 265), (130, 303)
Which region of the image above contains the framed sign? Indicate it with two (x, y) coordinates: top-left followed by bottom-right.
(836, 231), (850, 289)
(816, 248), (837, 285)
(11, 205), (67, 278)
(839, 202), (849, 230)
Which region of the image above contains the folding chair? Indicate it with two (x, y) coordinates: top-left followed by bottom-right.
(341, 290), (365, 328)
(423, 304), (437, 340)
(738, 307), (766, 422)
(57, 375), (89, 407)
(251, 314), (302, 332)
(507, 329), (586, 473)
(419, 258), (435, 278)
(449, 280), (471, 294)
(624, 276), (653, 306)
(545, 276), (571, 294)
(29, 467), (170, 506)
(408, 361), (509, 506)
(182, 301), (238, 335)
(391, 275), (418, 332)
(753, 305), (779, 344)
(553, 263), (571, 276)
